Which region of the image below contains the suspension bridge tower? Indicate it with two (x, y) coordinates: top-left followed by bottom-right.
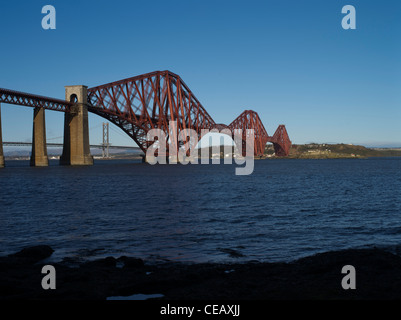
(102, 122), (110, 158)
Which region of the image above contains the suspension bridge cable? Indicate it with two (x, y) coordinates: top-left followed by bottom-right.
(109, 124), (134, 142)
(46, 123), (104, 142)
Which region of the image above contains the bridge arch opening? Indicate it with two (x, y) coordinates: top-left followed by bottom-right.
(69, 94), (78, 104)
(196, 132), (238, 159)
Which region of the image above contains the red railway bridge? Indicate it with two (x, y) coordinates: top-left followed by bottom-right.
(0, 70), (291, 167)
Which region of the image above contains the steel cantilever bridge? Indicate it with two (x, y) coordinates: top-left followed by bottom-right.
(0, 70), (291, 160)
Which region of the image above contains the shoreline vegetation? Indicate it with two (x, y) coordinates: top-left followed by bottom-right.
(2, 245), (401, 300)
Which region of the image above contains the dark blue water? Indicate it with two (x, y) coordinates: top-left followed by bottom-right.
(0, 158), (400, 264)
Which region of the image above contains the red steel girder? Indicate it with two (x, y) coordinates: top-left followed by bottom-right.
(267, 124), (292, 156)
(228, 110), (292, 157)
(0, 88), (72, 112)
(87, 71), (216, 154)
(88, 71), (292, 157)
(228, 110), (269, 157)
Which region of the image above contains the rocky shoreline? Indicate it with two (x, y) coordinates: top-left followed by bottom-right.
(1, 245), (401, 300)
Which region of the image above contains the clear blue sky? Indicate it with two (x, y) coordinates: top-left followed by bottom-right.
(0, 0), (400, 147)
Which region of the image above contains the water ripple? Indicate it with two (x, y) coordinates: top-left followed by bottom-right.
(0, 158), (400, 263)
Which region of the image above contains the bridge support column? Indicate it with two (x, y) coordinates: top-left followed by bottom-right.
(30, 107), (49, 167)
(60, 85), (93, 166)
(0, 104), (4, 168)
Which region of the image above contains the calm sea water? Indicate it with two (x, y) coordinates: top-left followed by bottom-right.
(0, 158), (400, 264)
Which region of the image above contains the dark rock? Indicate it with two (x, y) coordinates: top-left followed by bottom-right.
(83, 256), (117, 269)
(218, 247), (245, 258)
(2, 247), (401, 300)
(117, 256), (144, 268)
(104, 256), (117, 267)
(11, 245), (54, 263)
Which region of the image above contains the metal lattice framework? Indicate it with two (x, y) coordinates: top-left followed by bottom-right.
(228, 110), (269, 156)
(268, 124), (292, 156)
(87, 71), (291, 157)
(0, 88), (72, 112)
(87, 71), (216, 154)
(0, 70), (292, 157)
(227, 110), (292, 157)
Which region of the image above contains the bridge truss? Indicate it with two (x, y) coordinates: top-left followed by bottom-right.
(0, 71), (292, 157)
(87, 71), (291, 157)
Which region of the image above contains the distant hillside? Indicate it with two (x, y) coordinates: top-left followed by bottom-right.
(193, 144), (401, 159)
(265, 143), (401, 159)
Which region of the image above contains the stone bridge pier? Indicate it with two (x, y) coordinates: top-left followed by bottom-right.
(60, 85), (93, 166)
(30, 107), (49, 167)
(0, 104), (4, 168)
(0, 85), (93, 168)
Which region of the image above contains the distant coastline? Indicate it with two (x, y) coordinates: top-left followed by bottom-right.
(3, 143), (401, 161)
(198, 143), (401, 160)
(266, 143), (401, 159)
